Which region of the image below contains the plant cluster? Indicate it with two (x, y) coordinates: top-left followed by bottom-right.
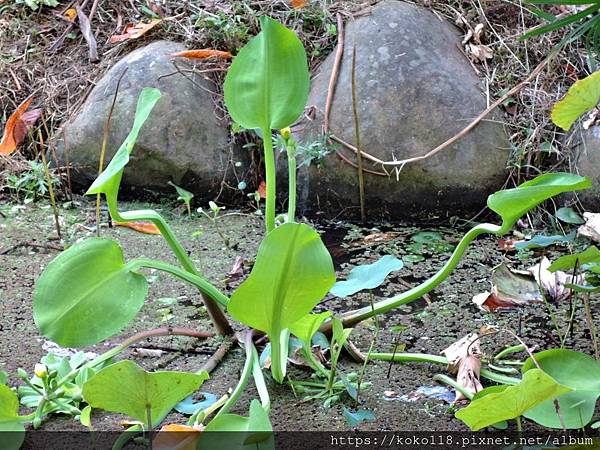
(0, 15), (599, 449)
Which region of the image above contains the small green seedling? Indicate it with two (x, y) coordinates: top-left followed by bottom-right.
(197, 201), (229, 247)
(168, 181), (194, 216)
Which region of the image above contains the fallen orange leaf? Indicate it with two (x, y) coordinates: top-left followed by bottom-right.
(172, 49), (233, 60)
(109, 19), (161, 44)
(64, 8), (77, 21)
(153, 424), (202, 450)
(257, 180), (267, 199)
(290, 0), (307, 8)
(0, 96), (42, 156)
(113, 221), (161, 235)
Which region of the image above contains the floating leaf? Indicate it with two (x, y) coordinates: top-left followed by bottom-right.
(33, 238), (148, 347)
(0, 96), (42, 155)
(455, 368), (571, 431)
(0, 385), (25, 450)
(552, 70), (600, 131)
(228, 223), (335, 382)
(113, 221), (161, 235)
(109, 19), (162, 43)
(522, 349), (600, 429)
(83, 360), (208, 428)
(331, 255), (403, 297)
(175, 392), (217, 415)
(548, 246), (600, 272)
(223, 16), (309, 131)
(172, 49), (232, 59)
(343, 407), (376, 427)
(556, 207), (584, 225)
(86, 88), (161, 197)
(487, 173), (591, 230)
(515, 231), (576, 250)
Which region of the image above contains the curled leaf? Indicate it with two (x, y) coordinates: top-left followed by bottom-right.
(110, 19), (161, 44)
(0, 96), (42, 155)
(172, 49), (232, 60)
(113, 221), (161, 235)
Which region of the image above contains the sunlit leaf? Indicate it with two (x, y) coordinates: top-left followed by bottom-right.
(487, 173), (591, 230)
(33, 238), (148, 347)
(522, 349), (600, 429)
(83, 360), (208, 428)
(228, 223), (334, 382)
(552, 70), (600, 131)
(455, 369), (571, 431)
(289, 311), (331, 345)
(86, 88), (161, 197)
(223, 16), (309, 131)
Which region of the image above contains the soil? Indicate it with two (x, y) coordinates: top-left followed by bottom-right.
(1, 199), (598, 435)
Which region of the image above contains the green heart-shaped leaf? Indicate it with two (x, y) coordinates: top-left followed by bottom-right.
(228, 223), (335, 382)
(223, 16), (309, 131)
(487, 173), (591, 230)
(455, 368), (571, 431)
(330, 255), (404, 297)
(522, 349), (600, 429)
(86, 87), (161, 197)
(83, 360), (208, 428)
(289, 311), (332, 346)
(33, 238), (148, 347)
(0, 385), (25, 450)
(548, 246), (600, 272)
(552, 70), (600, 131)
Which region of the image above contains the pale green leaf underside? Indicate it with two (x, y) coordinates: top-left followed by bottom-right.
(522, 349), (600, 429)
(83, 360), (208, 427)
(33, 238), (148, 347)
(289, 311), (332, 345)
(552, 70), (600, 131)
(86, 87), (162, 196)
(228, 223), (334, 335)
(330, 255), (404, 297)
(455, 368), (571, 431)
(223, 16), (309, 131)
(487, 173), (591, 229)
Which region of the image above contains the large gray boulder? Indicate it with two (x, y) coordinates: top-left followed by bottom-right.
(55, 41), (240, 199)
(292, 0), (511, 219)
(571, 126), (600, 210)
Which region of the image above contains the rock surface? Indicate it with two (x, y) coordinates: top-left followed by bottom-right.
(571, 126), (600, 210)
(292, 0), (511, 219)
(55, 41), (241, 199)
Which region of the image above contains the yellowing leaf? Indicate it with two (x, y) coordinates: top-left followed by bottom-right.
(0, 96), (42, 156)
(109, 19), (161, 44)
(113, 221), (161, 235)
(290, 0), (307, 9)
(64, 8), (77, 21)
(153, 424), (202, 450)
(172, 49), (232, 60)
(552, 70), (600, 131)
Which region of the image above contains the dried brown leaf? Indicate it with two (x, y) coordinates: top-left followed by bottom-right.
(172, 49), (233, 60)
(528, 257), (584, 302)
(113, 221), (161, 235)
(110, 19), (161, 44)
(455, 354), (483, 401)
(441, 333), (481, 374)
(0, 96), (40, 155)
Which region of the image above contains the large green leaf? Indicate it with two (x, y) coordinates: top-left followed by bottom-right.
(33, 238), (148, 347)
(86, 87), (161, 196)
(548, 246), (600, 272)
(198, 400), (273, 450)
(0, 385), (25, 450)
(228, 223), (335, 382)
(522, 349), (600, 429)
(289, 311), (332, 345)
(223, 16), (309, 131)
(330, 255), (404, 297)
(552, 70), (600, 131)
(487, 173), (591, 230)
(83, 360), (208, 428)
(455, 368), (571, 431)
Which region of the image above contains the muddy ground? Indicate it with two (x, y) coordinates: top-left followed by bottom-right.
(0, 198), (598, 434)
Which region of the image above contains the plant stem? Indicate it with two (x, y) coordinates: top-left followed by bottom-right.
(494, 344), (526, 360)
(321, 223), (503, 332)
(129, 258), (229, 307)
(106, 190), (232, 335)
(351, 46), (366, 224)
(356, 293), (379, 402)
(262, 129), (276, 233)
(583, 294), (600, 360)
(287, 142), (297, 223)
(432, 374), (473, 400)
(369, 352), (520, 385)
(37, 128), (61, 240)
